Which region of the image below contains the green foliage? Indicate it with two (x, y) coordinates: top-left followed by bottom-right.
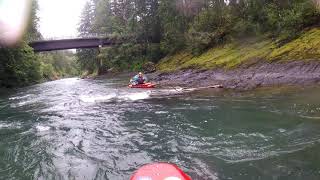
(186, 5), (231, 55)
(25, 0), (42, 41)
(0, 0), (80, 88)
(0, 0), (43, 88)
(77, 0), (320, 74)
(157, 28), (320, 72)
(76, 49), (99, 73)
(92, 0), (113, 35)
(157, 38), (275, 71)
(231, 19), (260, 37)
(186, 28), (227, 55)
(160, 30), (185, 54)
(146, 44), (163, 63)
(40, 63), (57, 80)
(98, 44), (147, 71)
(159, 0), (187, 54)
(0, 42), (42, 88)
(39, 51), (80, 80)
(268, 28), (320, 61)
(78, 1), (96, 37)
(264, 1), (319, 41)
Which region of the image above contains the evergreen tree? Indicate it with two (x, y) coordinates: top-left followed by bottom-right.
(0, 0), (42, 87)
(76, 0), (320, 72)
(77, 1), (100, 74)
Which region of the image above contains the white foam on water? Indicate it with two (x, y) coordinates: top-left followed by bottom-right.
(36, 125), (51, 132)
(119, 92), (151, 101)
(279, 128), (287, 133)
(155, 111), (169, 114)
(10, 98), (39, 108)
(79, 91), (150, 103)
(0, 122), (21, 129)
(17, 100), (34, 106)
(79, 93), (117, 103)
(0, 124), (10, 128)
(9, 94), (32, 100)
(79, 96), (95, 103)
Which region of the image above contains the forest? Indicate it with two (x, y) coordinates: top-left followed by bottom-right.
(0, 0), (79, 88)
(77, 0), (320, 74)
(0, 0), (319, 87)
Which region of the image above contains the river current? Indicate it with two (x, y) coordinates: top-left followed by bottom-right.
(1, 76), (320, 180)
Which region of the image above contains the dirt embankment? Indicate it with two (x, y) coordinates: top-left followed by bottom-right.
(150, 28), (320, 90)
(149, 61), (320, 90)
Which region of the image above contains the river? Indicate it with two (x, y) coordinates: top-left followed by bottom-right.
(1, 76), (320, 180)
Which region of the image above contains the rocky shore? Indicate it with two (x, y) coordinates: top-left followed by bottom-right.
(149, 61), (320, 90)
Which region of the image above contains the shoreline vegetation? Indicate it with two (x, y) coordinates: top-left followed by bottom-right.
(150, 27), (320, 90)
(76, 0), (320, 90)
(85, 27), (320, 91)
(1, 0), (320, 90)
(0, 0), (79, 88)
(157, 28), (320, 72)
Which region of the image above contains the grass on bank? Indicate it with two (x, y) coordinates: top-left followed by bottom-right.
(157, 28), (320, 72)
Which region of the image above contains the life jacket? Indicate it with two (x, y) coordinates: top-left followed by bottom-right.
(137, 77), (145, 84)
(133, 75), (146, 84)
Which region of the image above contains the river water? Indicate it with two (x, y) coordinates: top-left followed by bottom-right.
(1, 77), (320, 180)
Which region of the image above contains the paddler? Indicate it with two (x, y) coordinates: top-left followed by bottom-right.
(130, 72), (147, 85)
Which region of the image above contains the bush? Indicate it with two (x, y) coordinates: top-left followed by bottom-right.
(186, 28), (227, 55)
(40, 63), (57, 80)
(160, 30), (186, 54)
(146, 44), (164, 63)
(39, 51), (80, 79)
(231, 19), (261, 37)
(264, 1), (320, 41)
(0, 42), (41, 87)
(185, 8), (230, 55)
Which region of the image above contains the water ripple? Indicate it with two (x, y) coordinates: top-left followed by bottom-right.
(1, 78), (320, 179)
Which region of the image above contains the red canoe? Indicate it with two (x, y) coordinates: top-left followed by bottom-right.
(129, 83), (156, 88)
(130, 163), (191, 180)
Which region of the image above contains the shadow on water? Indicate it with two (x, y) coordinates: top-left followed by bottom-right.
(1, 78), (320, 179)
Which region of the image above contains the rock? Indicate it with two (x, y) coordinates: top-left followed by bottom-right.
(142, 62), (156, 73)
(152, 60), (320, 90)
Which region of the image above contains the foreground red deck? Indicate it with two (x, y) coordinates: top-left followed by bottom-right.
(131, 163), (191, 180)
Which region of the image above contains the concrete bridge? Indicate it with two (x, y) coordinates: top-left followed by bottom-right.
(29, 37), (128, 52)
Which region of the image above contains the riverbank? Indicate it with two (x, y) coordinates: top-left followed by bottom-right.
(150, 60), (320, 90)
(150, 28), (320, 90)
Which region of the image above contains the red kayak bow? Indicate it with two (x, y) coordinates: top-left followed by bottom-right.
(129, 83), (156, 88)
(130, 163), (191, 180)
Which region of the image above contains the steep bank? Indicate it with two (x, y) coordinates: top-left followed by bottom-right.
(152, 61), (320, 90)
(152, 28), (320, 90)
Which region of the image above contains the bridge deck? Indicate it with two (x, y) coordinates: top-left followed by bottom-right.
(29, 38), (120, 52)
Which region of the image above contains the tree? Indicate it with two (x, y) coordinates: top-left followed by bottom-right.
(76, 0), (320, 73)
(77, 1), (100, 74)
(0, 0), (42, 87)
(0, 42), (41, 87)
(25, 0), (42, 41)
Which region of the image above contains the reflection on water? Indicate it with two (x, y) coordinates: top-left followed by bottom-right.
(1, 78), (320, 180)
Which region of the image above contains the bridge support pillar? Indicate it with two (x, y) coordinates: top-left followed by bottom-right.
(97, 45), (105, 75)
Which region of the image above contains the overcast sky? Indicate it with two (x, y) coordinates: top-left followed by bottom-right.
(38, 0), (88, 38)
